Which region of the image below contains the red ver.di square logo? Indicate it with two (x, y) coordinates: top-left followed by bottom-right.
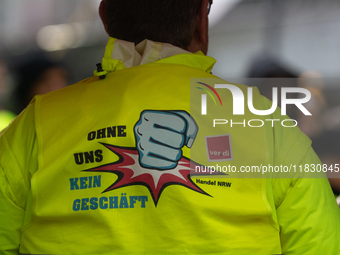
(205, 134), (233, 162)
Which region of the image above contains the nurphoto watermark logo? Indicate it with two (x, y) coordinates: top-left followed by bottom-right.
(195, 79), (312, 128)
(189, 78), (335, 179)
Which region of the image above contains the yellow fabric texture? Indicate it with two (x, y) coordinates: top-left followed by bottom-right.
(0, 110), (16, 131)
(0, 38), (339, 255)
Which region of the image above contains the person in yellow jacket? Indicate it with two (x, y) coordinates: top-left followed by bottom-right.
(1, 0), (339, 254)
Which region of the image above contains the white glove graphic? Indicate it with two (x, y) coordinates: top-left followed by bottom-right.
(134, 110), (198, 170)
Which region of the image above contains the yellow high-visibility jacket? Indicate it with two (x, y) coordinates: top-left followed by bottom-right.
(0, 38), (339, 255)
(0, 110), (15, 131)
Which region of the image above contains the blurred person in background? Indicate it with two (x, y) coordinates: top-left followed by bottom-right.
(246, 55), (327, 138)
(296, 71), (327, 139)
(246, 54), (299, 119)
(0, 1), (340, 255)
(7, 54), (69, 115)
(246, 55), (339, 193)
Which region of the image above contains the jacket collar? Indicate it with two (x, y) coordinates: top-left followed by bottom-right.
(101, 37), (216, 74)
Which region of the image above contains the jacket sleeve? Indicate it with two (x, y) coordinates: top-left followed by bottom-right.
(259, 93), (340, 254)
(0, 102), (38, 255)
(275, 147), (340, 254)
(0, 160), (25, 255)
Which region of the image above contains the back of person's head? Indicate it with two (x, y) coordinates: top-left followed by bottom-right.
(246, 54), (297, 79)
(104, 0), (202, 49)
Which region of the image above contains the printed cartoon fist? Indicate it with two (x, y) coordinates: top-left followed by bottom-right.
(134, 110), (198, 170)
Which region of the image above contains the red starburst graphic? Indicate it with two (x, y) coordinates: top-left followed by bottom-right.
(84, 143), (225, 206)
